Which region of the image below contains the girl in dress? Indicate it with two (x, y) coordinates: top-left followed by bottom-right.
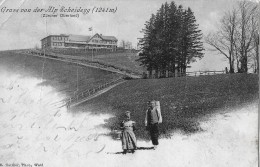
(120, 111), (137, 154)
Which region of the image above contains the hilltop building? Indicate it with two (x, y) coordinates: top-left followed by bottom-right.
(41, 33), (118, 51)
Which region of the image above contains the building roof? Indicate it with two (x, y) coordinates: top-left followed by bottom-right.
(100, 35), (118, 41)
(40, 33), (117, 42)
(40, 34), (69, 41)
(69, 33), (117, 42)
(69, 34), (91, 42)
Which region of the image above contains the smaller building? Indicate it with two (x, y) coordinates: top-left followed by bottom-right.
(41, 33), (118, 51)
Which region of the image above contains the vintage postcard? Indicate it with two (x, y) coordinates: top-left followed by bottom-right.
(0, 0), (259, 166)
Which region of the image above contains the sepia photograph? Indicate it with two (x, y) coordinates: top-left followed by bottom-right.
(0, 0), (259, 166)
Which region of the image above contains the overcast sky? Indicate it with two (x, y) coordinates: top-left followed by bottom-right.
(0, 0), (258, 71)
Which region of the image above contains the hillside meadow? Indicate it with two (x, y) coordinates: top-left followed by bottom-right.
(0, 51), (122, 98)
(1, 50), (258, 140)
(42, 48), (145, 74)
(73, 74), (259, 140)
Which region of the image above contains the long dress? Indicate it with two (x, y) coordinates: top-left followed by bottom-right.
(120, 120), (137, 150)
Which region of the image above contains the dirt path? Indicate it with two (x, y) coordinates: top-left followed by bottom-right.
(69, 79), (127, 107)
(26, 52), (131, 107)
(17, 50), (141, 79)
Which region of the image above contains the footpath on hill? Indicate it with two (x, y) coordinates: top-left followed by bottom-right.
(11, 49), (140, 107)
(16, 49), (142, 79)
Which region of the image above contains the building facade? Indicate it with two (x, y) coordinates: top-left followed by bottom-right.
(41, 33), (118, 51)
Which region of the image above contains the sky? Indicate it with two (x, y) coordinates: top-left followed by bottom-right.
(0, 0), (258, 71)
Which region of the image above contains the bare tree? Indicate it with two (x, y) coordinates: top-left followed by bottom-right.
(205, 9), (238, 73)
(125, 41), (133, 49)
(34, 44), (40, 50)
(206, 0), (259, 73)
(120, 40), (126, 48)
(251, 6), (260, 73)
(250, 32), (259, 73)
(236, 1), (258, 73)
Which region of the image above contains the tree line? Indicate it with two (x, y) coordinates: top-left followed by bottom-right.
(205, 0), (260, 73)
(138, 2), (204, 77)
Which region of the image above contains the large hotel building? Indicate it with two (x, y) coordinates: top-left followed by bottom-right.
(41, 33), (118, 51)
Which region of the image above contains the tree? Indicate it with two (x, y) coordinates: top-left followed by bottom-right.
(167, 2), (180, 74)
(205, 0), (259, 73)
(236, 1), (258, 73)
(205, 9), (238, 73)
(250, 4), (259, 73)
(120, 40), (126, 48)
(250, 31), (259, 73)
(180, 7), (204, 74)
(34, 44), (40, 50)
(138, 14), (157, 75)
(138, 2), (204, 78)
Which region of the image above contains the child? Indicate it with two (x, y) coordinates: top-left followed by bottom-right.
(120, 111), (137, 154)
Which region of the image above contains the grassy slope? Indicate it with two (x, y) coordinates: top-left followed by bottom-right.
(94, 52), (145, 74)
(45, 49), (145, 74)
(0, 51), (122, 97)
(74, 74), (259, 140)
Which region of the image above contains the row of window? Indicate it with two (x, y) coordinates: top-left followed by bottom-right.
(62, 43), (116, 47)
(91, 39), (116, 44)
(52, 36), (68, 41)
(53, 42), (63, 46)
(65, 43), (84, 47)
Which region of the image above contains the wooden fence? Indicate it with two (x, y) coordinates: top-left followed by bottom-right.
(186, 70), (226, 76)
(144, 70), (226, 79)
(65, 77), (125, 108)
